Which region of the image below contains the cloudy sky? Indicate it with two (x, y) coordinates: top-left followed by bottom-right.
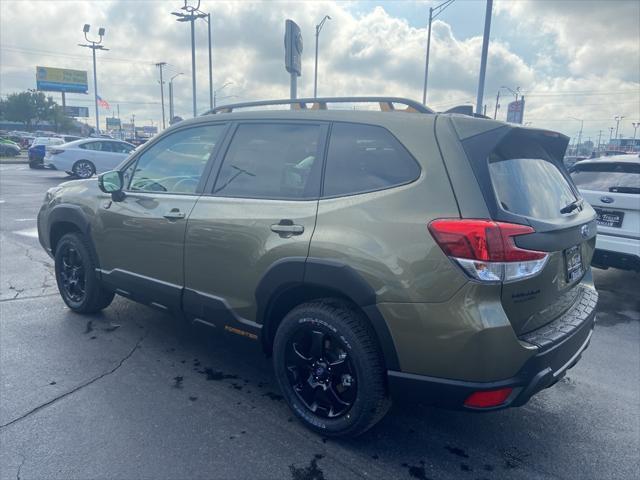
(1, 0), (638, 143)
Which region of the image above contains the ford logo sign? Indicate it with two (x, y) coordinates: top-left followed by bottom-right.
(581, 224), (589, 238)
(601, 196), (614, 204)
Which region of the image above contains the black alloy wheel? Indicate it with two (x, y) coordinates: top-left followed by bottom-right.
(58, 244), (86, 303)
(285, 328), (357, 419)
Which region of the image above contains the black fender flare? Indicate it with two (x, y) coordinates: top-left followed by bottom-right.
(256, 257), (400, 371)
(46, 205), (99, 267)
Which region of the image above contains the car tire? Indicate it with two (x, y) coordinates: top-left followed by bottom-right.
(72, 160), (96, 179)
(273, 299), (390, 437)
(54, 232), (114, 314)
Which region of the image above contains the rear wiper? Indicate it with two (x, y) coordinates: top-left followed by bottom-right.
(560, 199), (582, 214)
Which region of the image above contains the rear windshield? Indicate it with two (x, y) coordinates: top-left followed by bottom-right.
(488, 137), (577, 220)
(570, 162), (640, 194)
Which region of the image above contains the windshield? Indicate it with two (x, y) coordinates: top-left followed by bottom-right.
(570, 162), (640, 194)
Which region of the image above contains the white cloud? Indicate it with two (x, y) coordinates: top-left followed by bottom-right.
(0, 0), (638, 142)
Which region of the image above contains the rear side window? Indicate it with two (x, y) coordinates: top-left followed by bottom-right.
(323, 123), (420, 197)
(570, 162), (640, 194)
(213, 123), (324, 199)
(488, 137), (577, 219)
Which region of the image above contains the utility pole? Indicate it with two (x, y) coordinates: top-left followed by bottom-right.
(475, 0), (493, 115)
(79, 24), (108, 134)
(609, 127), (614, 141)
(597, 130), (603, 152)
(314, 15), (331, 98)
(570, 117), (584, 155)
(156, 62), (167, 129)
(422, 0), (455, 105)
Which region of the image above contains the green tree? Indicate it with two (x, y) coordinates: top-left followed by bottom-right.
(2, 90), (56, 129)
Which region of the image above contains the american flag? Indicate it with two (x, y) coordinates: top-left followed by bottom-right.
(97, 95), (110, 110)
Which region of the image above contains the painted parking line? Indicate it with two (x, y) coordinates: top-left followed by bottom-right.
(14, 228), (39, 238)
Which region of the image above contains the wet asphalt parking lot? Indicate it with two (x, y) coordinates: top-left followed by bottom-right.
(0, 163), (639, 480)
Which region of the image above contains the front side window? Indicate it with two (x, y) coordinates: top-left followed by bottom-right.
(323, 123), (420, 197)
(80, 141), (101, 151)
(127, 124), (225, 194)
(213, 123), (324, 199)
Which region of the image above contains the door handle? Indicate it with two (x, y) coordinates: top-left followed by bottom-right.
(271, 220), (304, 235)
(163, 209), (186, 220)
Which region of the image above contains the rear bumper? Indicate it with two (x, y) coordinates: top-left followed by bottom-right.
(592, 234), (640, 271)
(388, 287), (598, 411)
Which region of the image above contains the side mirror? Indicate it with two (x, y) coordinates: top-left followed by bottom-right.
(98, 170), (125, 201)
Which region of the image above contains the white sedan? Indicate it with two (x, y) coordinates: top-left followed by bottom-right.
(45, 138), (136, 178)
(570, 154), (640, 271)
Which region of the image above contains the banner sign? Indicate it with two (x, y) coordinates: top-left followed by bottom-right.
(106, 117), (121, 129)
(284, 19), (303, 76)
(63, 106), (89, 117)
(506, 98), (525, 124)
(36, 66), (88, 93)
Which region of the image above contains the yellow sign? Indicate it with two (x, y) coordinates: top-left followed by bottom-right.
(36, 66), (88, 93)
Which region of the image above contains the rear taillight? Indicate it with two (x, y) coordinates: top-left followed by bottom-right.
(429, 219), (548, 282)
(48, 149), (64, 155)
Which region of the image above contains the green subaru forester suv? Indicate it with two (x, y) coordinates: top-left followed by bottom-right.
(38, 97), (598, 437)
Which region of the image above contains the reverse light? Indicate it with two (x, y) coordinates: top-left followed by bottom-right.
(429, 219), (548, 283)
(464, 387), (513, 408)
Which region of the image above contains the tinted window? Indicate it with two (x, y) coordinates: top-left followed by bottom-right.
(323, 123), (420, 197)
(80, 141), (101, 151)
(214, 123), (324, 199)
(570, 162), (640, 194)
(489, 154), (577, 219)
(111, 142), (134, 154)
(128, 124), (225, 194)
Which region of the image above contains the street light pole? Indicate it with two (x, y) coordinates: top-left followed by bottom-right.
(569, 117), (584, 155)
(422, 0), (455, 105)
(207, 13), (213, 111)
(614, 115), (624, 140)
(156, 62), (167, 129)
(314, 15), (331, 99)
(213, 81), (233, 108)
(79, 24), (108, 134)
(172, 1), (207, 117)
(632, 122), (640, 152)
(169, 72), (183, 123)
(475, 0), (493, 115)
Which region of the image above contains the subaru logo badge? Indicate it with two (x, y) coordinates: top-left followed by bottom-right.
(581, 224), (589, 238)
(601, 196), (614, 204)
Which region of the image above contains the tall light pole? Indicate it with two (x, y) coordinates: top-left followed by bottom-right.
(206, 13), (213, 111)
(314, 15), (331, 98)
(569, 117), (584, 155)
(169, 72), (183, 123)
(156, 62), (167, 129)
(172, 1), (207, 117)
(422, 0), (455, 105)
(475, 0), (493, 115)
(79, 24), (108, 133)
(213, 81), (233, 108)
(632, 122), (640, 152)
(614, 115), (624, 140)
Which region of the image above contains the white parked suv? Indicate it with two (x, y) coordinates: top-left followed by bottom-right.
(45, 138), (136, 178)
(570, 154), (640, 271)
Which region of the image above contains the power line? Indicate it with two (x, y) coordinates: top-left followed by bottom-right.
(1, 45), (158, 66)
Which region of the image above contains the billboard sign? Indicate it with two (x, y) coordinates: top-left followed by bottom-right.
(63, 106), (89, 117)
(284, 19), (303, 76)
(506, 98), (525, 124)
(36, 66), (88, 93)
(106, 117), (121, 130)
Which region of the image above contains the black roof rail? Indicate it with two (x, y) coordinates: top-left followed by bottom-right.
(204, 97), (435, 115)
